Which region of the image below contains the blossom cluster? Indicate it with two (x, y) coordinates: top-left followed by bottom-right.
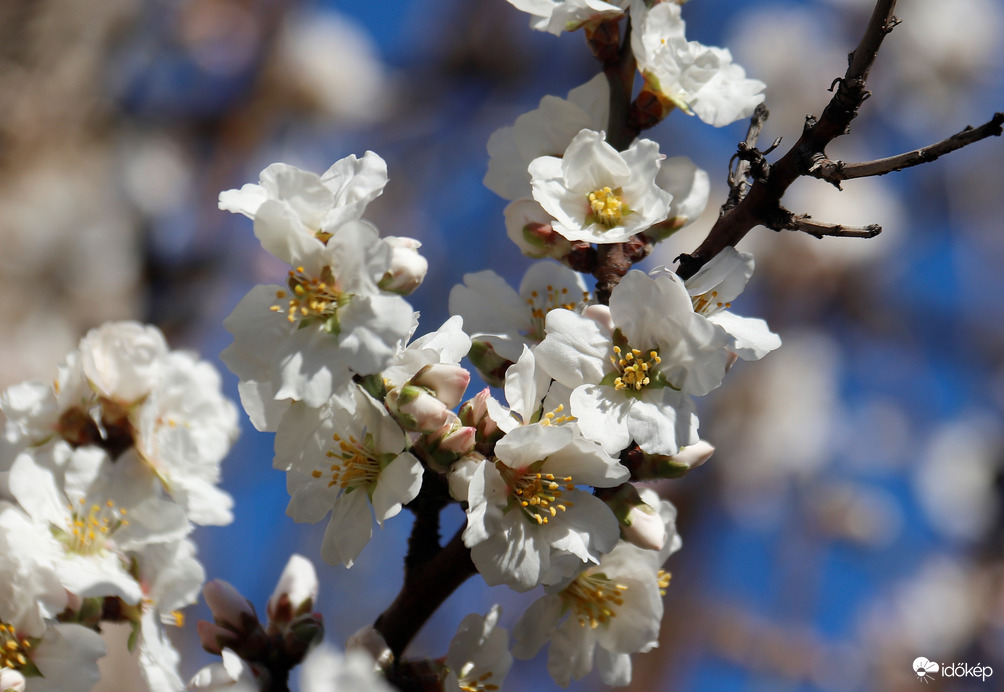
(0, 321), (240, 691)
(206, 0), (781, 688)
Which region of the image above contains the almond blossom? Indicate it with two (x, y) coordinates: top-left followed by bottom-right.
(506, 0), (628, 36)
(535, 269), (731, 455)
(275, 387), (422, 568)
(631, 0), (765, 127)
(529, 129), (671, 244)
(463, 423), (628, 591)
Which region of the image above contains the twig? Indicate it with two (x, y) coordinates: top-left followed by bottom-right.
(722, 103), (771, 214)
(676, 0), (901, 280)
(811, 112), (1004, 184)
(774, 210), (882, 239)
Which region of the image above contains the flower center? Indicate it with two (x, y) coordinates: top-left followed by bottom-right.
(59, 498), (128, 556)
(562, 572), (628, 629)
(271, 266), (350, 332)
(587, 186), (627, 228)
(524, 285), (590, 341)
(0, 621), (31, 672)
(691, 289), (730, 316)
(317, 432), (381, 492)
(497, 462), (574, 525)
(458, 664), (500, 692)
(610, 346), (662, 391)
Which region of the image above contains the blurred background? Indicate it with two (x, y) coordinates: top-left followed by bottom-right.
(1, 0), (1003, 689)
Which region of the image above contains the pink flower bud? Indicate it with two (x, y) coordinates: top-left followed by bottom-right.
(203, 579), (257, 633)
(409, 364), (470, 408)
(267, 554), (319, 627)
(622, 502), (667, 551)
(197, 620), (238, 655)
(459, 388), (501, 442)
(386, 385), (451, 432)
(379, 237), (428, 295)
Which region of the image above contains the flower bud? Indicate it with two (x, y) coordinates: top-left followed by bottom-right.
(379, 237), (428, 295)
(624, 440), (714, 480)
(203, 580), (258, 634)
(267, 554), (318, 627)
(599, 482), (667, 551)
(346, 625), (394, 671)
(467, 341), (512, 388)
(504, 199), (572, 260)
(459, 388), (502, 445)
(386, 385), (451, 432)
(0, 669), (26, 692)
(197, 620), (239, 656)
(409, 364), (470, 408)
(623, 502), (667, 551)
(282, 613), (326, 665)
(426, 414), (477, 469)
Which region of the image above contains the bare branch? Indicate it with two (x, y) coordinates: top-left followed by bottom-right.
(722, 103), (771, 214)
(775, 210), (882, 239)
(811, 112), (1004, 183)
(676, 0), (900, 280)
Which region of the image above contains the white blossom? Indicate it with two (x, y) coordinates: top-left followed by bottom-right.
(276, 388), (422, 568)
(529, 129), (671, 244)
(631, 1), (765, 127)
(535, 270), (731, 455)
(463, 423), (627, 591)
(506, 0), (628, 35)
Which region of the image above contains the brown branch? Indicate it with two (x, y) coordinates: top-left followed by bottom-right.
(374, 524), (476, 661)
(774, 210), (882, 239)
(676, 0), (900, 280)
(722, 103), (771, 214)
(811, 112), (1004, 184)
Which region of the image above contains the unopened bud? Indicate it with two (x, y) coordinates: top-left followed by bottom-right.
(267, 554), (318, 627)
(203, 580), (258, 634)
(599, 483), (667, 551)
(346, 625), (394, 671)
(0, 669), (26, 692)
(386, 385), (451, 432)
(426, 413), (477, 469)
(379, 237), (428, 295)
(197, 620), (239, 656)
(409, 363), (470, 408)
(623, 502), (667, 551)
(459, 388), (502, 445)
(504, 199), (572, 260)
(283, 614), (325, 664)
(467, 341), (512, 388)
(625, 440), (715, 480)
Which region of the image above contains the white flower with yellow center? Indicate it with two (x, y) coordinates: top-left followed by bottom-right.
(512, 488), (681, 687)
(529, 129), (671, 244)
(463, 423), (627, 591)
(218, 152), (388, 262)
(276, 387), (422, 568)
(534, 270), (732, 456)
(221, 219), (415, 425)
(449, 261), (590, 364)
(6, 445), (190, 605)
(630, 0), (765, 127)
